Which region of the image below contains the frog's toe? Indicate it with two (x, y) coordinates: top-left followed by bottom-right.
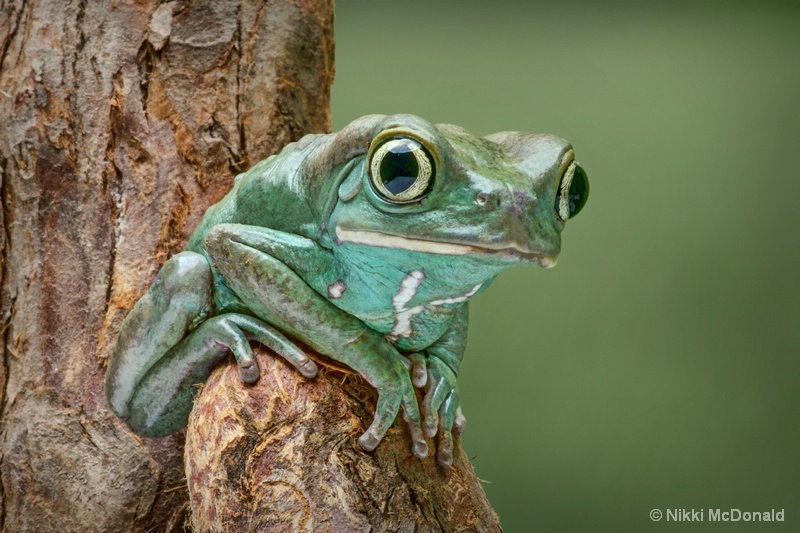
(439, 390), (460, 432)
(423, 372), (451, 437)
(396, 353), (412, 371)
(274, 350), (317, 380)
(402, 398), (428, 458)
(297, 358), (319, 378)
(436, 428), (454, 467)
(358, 387), (401, 453)
(454, 406), (467, 436)
(213, 316), (261, 384)
(424, 420), (437, 438)
(358, 426), (428, 457)
(237, 357), (260, 384)
(413, 439), (429, 459)
(358, 429), (381, 452)
(358, 374), (427, 458)
(432, 392), (461, 467)
(408, 353), (427, 388)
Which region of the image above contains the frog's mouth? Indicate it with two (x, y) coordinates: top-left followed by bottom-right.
(334, 226), (558, 268)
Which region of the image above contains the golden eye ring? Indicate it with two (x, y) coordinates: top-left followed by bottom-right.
(368, 136), (436, 204)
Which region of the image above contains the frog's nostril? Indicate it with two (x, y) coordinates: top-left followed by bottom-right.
(475, 191), (502, 208)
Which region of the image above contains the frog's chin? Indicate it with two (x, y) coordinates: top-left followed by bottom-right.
(334, 226), (558, 268)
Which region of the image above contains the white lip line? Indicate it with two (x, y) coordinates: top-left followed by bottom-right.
(335, 226), (551, 259)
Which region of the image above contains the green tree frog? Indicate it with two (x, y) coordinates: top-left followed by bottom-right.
(104, 114), (588, 466)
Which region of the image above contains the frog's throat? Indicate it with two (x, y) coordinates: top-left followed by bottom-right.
(334, 226), (558, 267)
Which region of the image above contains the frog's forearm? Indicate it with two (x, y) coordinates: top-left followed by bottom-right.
(203, 224), (363, 352)
(426, 304), (469, 375)
(204, 223), (428, 457)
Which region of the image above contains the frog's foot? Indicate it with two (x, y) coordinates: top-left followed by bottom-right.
(435, 393), (467, 466)
(421, 356), (464, 467)
(357, 353), (428, 459)
(221, 313), (319, 382)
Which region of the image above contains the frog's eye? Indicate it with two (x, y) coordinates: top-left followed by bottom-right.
(555, 161), (589, 221)
(368, 136), (435, 203)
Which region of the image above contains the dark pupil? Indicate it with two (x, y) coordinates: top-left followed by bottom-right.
(379, 142), (419, 194)
(568, 165), (589, 217)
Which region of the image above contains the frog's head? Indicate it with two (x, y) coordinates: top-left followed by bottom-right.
(324, 114), (588, 269)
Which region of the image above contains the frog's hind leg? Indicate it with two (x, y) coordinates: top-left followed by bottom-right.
(124, 312), (317, 437)
(105, 251), (213, 426)
(105, 252), (219, 433)
(105, 252), (318, 438)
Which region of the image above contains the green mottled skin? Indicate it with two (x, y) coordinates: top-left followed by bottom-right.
(104, 114), (584, 466)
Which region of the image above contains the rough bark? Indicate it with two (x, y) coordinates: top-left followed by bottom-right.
(185, 347), (501, 532)
(0, 0), (333, 530)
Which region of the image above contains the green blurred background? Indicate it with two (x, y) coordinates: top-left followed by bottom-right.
(331, 1), (800, 531)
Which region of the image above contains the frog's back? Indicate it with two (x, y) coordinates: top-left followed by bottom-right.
(186, 133), (333, 255)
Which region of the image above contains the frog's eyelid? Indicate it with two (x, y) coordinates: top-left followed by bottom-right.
(557, 161), (577, 221)
(557, 148), (575, 178)
(554, 161), (589, 221)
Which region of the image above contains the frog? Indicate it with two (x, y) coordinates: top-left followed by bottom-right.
(104, 113), (588, 466)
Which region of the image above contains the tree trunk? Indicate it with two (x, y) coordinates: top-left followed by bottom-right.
(0, 1), (333, 529)
(0, 1), (501, 531)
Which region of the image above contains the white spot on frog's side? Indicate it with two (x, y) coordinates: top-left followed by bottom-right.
(429, 283), (482, 306)
(327, 280), (346, 299)
(388, 272), (483, 340)
(390, 271), (426, 338)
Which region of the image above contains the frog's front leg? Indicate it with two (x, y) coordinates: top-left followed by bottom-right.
(204, 223), (428, 458)
(104, 252), (317, 437)
(408, 304), (470, 466)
